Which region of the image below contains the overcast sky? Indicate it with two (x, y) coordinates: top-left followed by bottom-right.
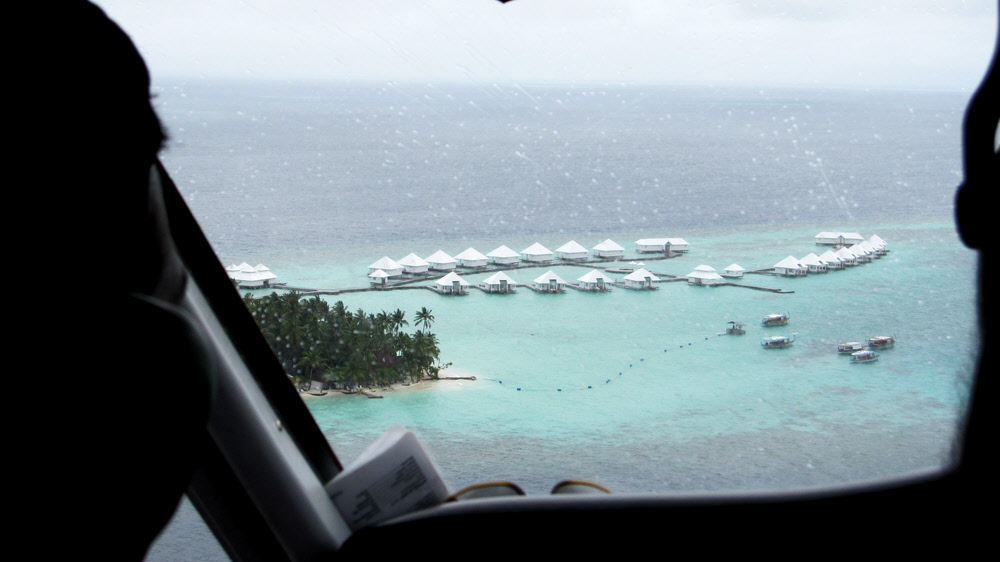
(94, 0), (997, 90)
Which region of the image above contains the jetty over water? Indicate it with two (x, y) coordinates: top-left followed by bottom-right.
(267, 259), (795, 296)
(241, 233), (888, 297)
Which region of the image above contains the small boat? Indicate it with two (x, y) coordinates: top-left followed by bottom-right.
(761, 313), (789, 326)
(850, 350), (880, 363)
(761, 334), (794, 348)
(868, 335), (896, 348)
(838, 341), (866, 354)
(726, 321), (746, 335)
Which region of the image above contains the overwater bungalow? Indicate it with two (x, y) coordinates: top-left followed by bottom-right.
(773, 256), (808, 277)
(434, 271), (470, 295)
(799, 253), (828, 273)
(531, 270), (568, 293)
(814, 232), (865, 246)
(454, 248), (488, 268)
(576, 269), (613, 291)
(869, 234), (889, 255)
(556, 240), (589, 261)
(686, 265), (725, 285)
(635, 238), (689, 254)
(487, 245), (520, 265)
(369, 256), (404, 277)
(368, 269), (389, 287)
(481, 271), (517, 293)
(397, 253), (430, 274)
(425, 250), (458, 271)
(721, 264), (745, 278)
(848, 243), (873, 263)
(858, 240), (880, 259)
(592, 239), (625, 259)
(836, 247), (859, 266)
(521, 242), (554, 263)
(622, 268), (659, 290)
(818, 250), (844, 269)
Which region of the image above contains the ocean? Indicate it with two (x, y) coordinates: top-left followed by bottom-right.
(147, 79), (978, 559)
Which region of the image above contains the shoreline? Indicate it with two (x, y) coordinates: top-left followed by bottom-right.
(299, 365), (477, 399)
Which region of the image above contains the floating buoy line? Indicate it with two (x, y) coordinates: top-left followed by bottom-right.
(478, 331), (732, 394)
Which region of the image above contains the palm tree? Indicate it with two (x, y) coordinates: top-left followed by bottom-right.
(414, 307), (435, 330)
(390, 309), (408, 334)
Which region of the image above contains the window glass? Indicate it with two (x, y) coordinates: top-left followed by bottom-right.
(98, 0), (995, 502)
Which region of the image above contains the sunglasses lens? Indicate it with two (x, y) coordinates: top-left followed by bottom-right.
(550, 480), (611, 495)
(448, 481), (526, 501)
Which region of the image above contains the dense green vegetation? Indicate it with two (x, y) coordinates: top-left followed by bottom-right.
(242, 292), (444, 391)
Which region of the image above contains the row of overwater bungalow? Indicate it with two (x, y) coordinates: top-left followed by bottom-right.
(402, 266), (668, 295)
(773, 234), (888, 277)
(367, 238), (690, 282)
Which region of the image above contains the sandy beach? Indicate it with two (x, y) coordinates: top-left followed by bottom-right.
(300, 365), (477, 399)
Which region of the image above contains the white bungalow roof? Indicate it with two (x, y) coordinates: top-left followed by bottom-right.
(687, 268), (723, 280)
(836, 247), (857, 259)
(799, 253), (825, 266)
(230, 261), (277, 282)
(487, 245), (520, 258)
(577, 269), (613, 283)
(724, 263), (745, 272)
(556, 240), (588, 254)
(533, 270), (568, 285)
(623, 268), (660, 282)
(693, 264), (716, 272)
(368, 269), (390, 279)
(454, 248), (487, 261)
(815, 231), (864, 241)
(636, 238), (688, 245)
(425, 250), (457, 264)
(397, 253), (430, 267)
(592, 239), (625, 252)
(818, 250), (842, 263)
(868, 234), (887, 247)
(849, 243), (871, 255)
(435, 271), (470, 286)
(774, 256), (805, 269)
(483, 271), (518, 285)
(521, 242), (553, 256)
(369, 256), (402, 270)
